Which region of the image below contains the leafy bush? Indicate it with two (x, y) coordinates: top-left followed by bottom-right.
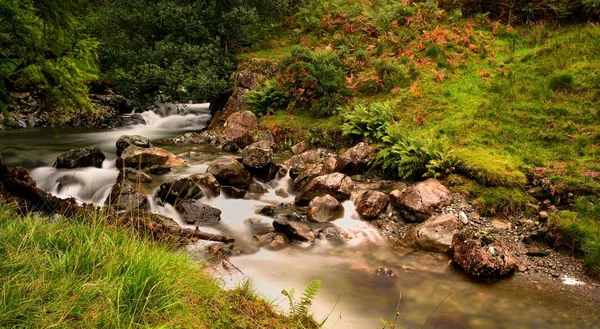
(246, 80), (288, 116)
(278, 46), (349, 117)
(340, 101), (396, 140)
(374, 124), (456, 180)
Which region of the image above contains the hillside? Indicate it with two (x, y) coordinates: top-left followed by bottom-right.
(238, 0), (600, 272)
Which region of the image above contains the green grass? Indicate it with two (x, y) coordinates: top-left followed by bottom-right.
(550, 196), (600, 274)
(0, 203), (318, 328)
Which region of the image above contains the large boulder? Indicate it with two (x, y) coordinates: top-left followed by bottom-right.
(221, 111), (258, 151)
(241, 142), (273, 170)
(336, 142), (375, 175)
(54, 146), (105, 169)
(105, 180), (147, 212)
(390, 179), (452, 222)
(188, 173), (220, 196)
(207, 158), (253, 189)
(176, 200), (221, 224)
(451, 231), (518, 280)
(285, 149), (337, 190)
(116, 135), (152, 157)
(356, 190), (389, 219)
(307, 194), (344, 222)
(411, 214), (463, 253)
(254, 230), (289, 249)
(273, 219), (316, 242)
(121, 146), (186, 170)
(156, 177), (205, 206)
(295, 173), (354, 206)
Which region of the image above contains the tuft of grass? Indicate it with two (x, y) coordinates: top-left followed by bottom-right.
(550, 196), (600, 274)
(0, 202), (317, 328)
(453, 149), (527, 187)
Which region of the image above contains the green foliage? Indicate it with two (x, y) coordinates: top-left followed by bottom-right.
(278, 47), (349, 117)
(454, 149), (528, 187)
(473, 187), (534, 216)
(550, 196), (600, 273)
(281, 279), (323, 327)
(246, 80), (288, 116)
(374, 125), (455, 180)
(0, 0), (98, 119)
(87, 0), (259, 104)
(340, 101), (396, 140)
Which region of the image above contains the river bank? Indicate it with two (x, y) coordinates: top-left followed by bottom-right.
(1, 106), (599, 328)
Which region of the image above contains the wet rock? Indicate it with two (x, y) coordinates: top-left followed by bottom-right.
(54, 146), (105, 169)
(207, 158), (253, 189)
(248, 182), (268, 194)
(146, 165), (171, 175)
(176, 200), (221, 224)
(121, 146), (186, 170)
(105, 180), (148, 212)
(295, 173), (354, 206)
(254, 230), (288, 249)
(259, 205), (276, 217)
(375, 268), (396, 278)
(221, 185), (246, 198)
(390, 179), (452, 222)
(273, 219), (316, 242)
(156, 177), (205, 206)
(56, 175), (83, 194)
(285, 149), (336, 190)
(118, 167), (153, 184)
(241, 142), (273, 170)
(244, 217), (262, 224)
(116, 135), (152, 157)
(336, 142), (375, 175)
(356, 190), (389, 219)
(207, 243), (234, 260)
(320, 226), (352, 241)
(307, 194), (344, 222)
(451, 230), (518, 280)
(221, 111), (258, 151)
(411, 214), (463, 253)
(291, 141), (308, 155)
(275, 188), (289, 198)
(189, 173), (220, 196)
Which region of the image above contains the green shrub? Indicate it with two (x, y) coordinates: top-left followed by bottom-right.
(374, 125), (456, 180)
(549, 72), (574, 91)
(246, 80), (288, 116)
(550, 196), (600, 274)
(374, 59), (412, 91)
(340, 101), (397, 140)
(278, 46), (349, 117)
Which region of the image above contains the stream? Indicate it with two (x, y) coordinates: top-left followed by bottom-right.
(0, 106), (598, 329)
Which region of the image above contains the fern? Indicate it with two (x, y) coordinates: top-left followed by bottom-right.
(246, 80), (287, 116)
(374, 124), (455, 180)
(340, 101), (396, 140)
(281, 279), (323, 325)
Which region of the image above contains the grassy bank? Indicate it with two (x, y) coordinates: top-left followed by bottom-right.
(0, 203), (317, 328)
(239, 0), (600, 272)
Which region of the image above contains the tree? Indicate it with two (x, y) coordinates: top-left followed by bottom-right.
(0, 0), (98, 118)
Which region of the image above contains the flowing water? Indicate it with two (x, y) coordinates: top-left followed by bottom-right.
(0, 107), (599, 329)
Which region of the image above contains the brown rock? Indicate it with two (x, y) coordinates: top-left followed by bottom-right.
(307, 194), (344, 222)
(116, 135), (151, 157)
(295, 173), (354, 206)
(156, 177), (205, 206)
(336, 142), (375, 175)
(189, 173), (220, 196)
(254, 230), (288, 249)
(273, 220), (316, 242)
(451, 231), (518, 280)
(176, 200), (221, 224)
(207, 158), (253, 189)
(356, 190), (389, 219)
(121, 146), (185, 169)
(390, 179), (452, 222)
(291, 141), (308, 155)
(221, 111), (258, 151)
(411, 214), (463, 253)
